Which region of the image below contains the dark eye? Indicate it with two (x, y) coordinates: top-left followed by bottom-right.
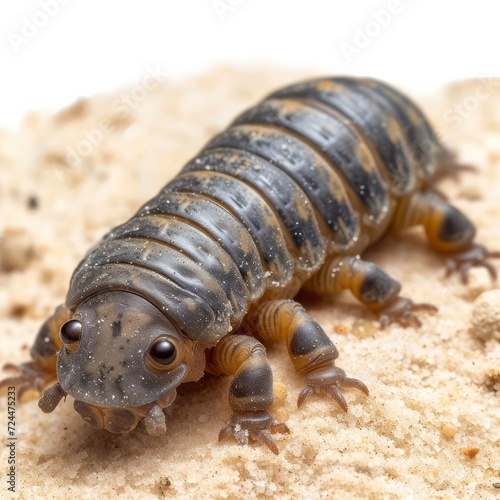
(60, 320), (82, 345)
(149, 339), (176, 365)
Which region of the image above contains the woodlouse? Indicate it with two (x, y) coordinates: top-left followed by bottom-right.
(1, 77), (498, 454)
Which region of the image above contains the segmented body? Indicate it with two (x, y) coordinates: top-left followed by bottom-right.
(67, 77), (443, 346)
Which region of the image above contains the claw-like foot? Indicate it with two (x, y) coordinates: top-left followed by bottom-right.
(297, 365), (369, 412)
(377, 297), (438, 328)
(433, 149), (477, 183)
(219, 411), (290, 455)
(445, 244), (500, 284)
(0, 361), (56, 401)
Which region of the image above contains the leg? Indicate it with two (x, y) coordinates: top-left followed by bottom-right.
(0, 305), (70, 400)
(392, 190), (500, 283)
(207, 334), (289, 455)
(249, 300), (368, 411)
(431, 148), (477, 183)
(304, 256), (437, 327)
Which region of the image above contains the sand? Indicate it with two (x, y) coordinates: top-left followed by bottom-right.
(0, 67), (499, 499)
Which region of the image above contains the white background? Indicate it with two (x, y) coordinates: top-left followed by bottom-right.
(0, 0), (498, 129)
